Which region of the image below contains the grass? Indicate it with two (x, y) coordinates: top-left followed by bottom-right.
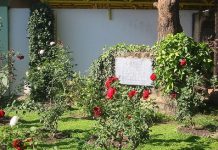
(140, 123), (218, 150)
(1, 108), (218, 150)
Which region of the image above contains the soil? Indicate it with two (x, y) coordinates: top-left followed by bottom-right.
(177, 126), (215, 138)
(87, 135), (129, 149)
(53, 131), (71, 139)
(0, 117), (10, 125)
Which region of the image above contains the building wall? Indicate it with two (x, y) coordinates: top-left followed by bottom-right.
(55, 9), (195, 73)
(9, 8), (29, 92)
(9, 8), (196, 92)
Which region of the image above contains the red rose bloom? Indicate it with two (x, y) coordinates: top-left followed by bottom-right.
(150, 73), (157, 81)
(170, 92), (177, 99)
(105, 76), (118, 89)
(16, 55), (24, 60)
(128, 90), (137, 98)
(127, 115), (132, 120)
(93, 106), (102, 118)
(142, 90), (150, 100)
(180, 58), (186, 66)
(0, 109), (5, 118)
(106, 87), (116, 99)
(105, 79), (111, 89)
(12, 139), (23, 149)
(16, 147), (22, 150)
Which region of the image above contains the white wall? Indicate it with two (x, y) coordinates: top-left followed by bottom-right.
(9, 8), (29, 92)
(55, 9), (196, 73)
(8, 8), (196, 92)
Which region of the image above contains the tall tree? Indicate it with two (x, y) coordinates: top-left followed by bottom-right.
(154, 0), (183, 40)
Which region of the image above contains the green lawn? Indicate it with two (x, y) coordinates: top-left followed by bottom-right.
(1, 108), (218, 150)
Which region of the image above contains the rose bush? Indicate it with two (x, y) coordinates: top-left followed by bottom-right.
(70, 44), (161, 149)
(26, 42), (74, 132)
(93, 76), (156, 149)
(28, 2), (55, 102)
(153, 32), (213, 121)
(76, 44), (154, 116)
(0, 113), (37, 149)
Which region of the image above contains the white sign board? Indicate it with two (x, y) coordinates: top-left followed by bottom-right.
(115, 57), (153, 86)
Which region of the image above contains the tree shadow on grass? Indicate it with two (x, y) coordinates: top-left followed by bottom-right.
(60, 116), (94, 122)
(20, 119), (40, 124)
(19, 119), (40, 128)
(38, 128), (92, 149)
(60, 117), (82, 122)
(203, 124), (218, 132)
(66, 107), (79, 112)
(148, 134), (211, 150)
(179, 136), (210, 150)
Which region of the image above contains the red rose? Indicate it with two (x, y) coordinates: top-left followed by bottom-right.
(106, 87), (116, 99)
(93, 106), (102, 118)
(16, 55), (24, 60)
(127, 115), (132, 120)
(180, 58), (186, 66)
(105, 76), (118, 89)
(170, 92), (177, 99)
(105, 79), (111, 89)
(0, 109), (5, 118)
(12, 139), (23, 149)
(142, 90), (150, 100)
(150, 73), (157, 81)
(110, 76), (118, 81)
(16, 147), (22, 150)
(128, 90), (137, 98)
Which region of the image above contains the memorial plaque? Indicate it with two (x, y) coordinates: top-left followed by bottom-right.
(115, 57), (153, 86)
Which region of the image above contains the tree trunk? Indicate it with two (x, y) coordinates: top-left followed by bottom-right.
(214, 0), (218, 75)
(215, 0), (218, 39)
(154, 0), (183, 40)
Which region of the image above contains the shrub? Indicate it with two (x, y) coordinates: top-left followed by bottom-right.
(0, 53), (9, 97)
(0, 49), (15, 99)
(0, 17), (8, 98)
(77, 44), (157, 149)
(27, 3), (74, 132)
(94, 77), (156, 149)
(27, 43), (74, 132)
(28, 2), (55, 102)
(153, 33), (213, 121)
(0, 115), (37, 149)
(79, 44), (153, 115)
